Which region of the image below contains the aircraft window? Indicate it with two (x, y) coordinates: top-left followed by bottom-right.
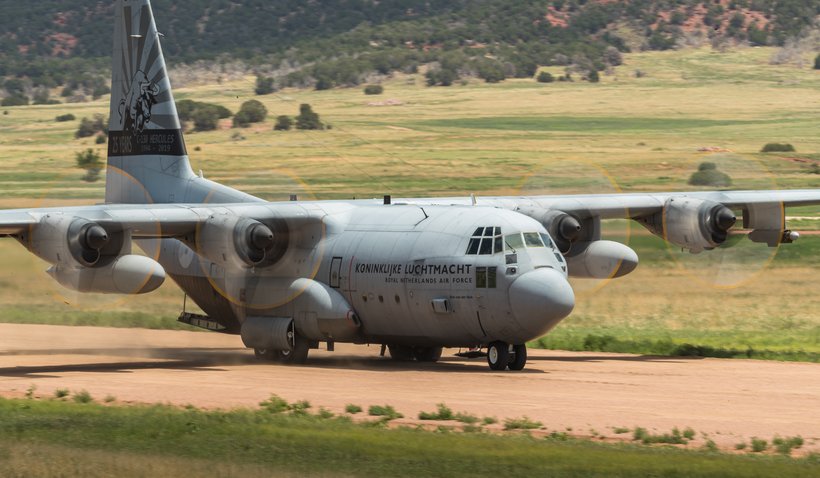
(476, 267), (487, 288)
(483, 227), (494, 237)
(473, 227), (484, 236)
(487, 267), (497, 288)
(479, 238), (493, 255)
(505, 233), (524, 251)
(494, 227), (502, 236)
(540, 233), (555, 249)
(523, 232), (545, 247)
(494, 236), (503, 254)
(466, 238), (481, 255)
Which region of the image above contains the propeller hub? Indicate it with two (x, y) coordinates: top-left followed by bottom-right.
(249, 224), (274, 251)
(83, 225), (109, 250)
(714, 207), (737, 231)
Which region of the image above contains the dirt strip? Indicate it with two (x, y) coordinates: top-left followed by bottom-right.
(0, 323), (817, 454)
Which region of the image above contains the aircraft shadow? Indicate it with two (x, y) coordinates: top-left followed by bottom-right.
(528, 354), (703, 363)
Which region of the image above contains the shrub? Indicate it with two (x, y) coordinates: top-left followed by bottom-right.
(54, 389), (69, 399)
(475, 59), (506, 83)
(295, 103), (322, 130)
(425, 68), (457, 87)
(750, 437), (767, 453)
(760, 143), (795, 153)
(682, 427), (696, 440)
(233, 99), (267, 127)
(482, 416), (498, 425)
(587, 70), (600, 83)
(613, 427), (630, 434)
(75, 149), (104, 183)
(633, 427), (649, 441)
(56, 114), (76, 122)
(274, 115), (293, 131)
(536, 71), (554, 83)
(503, 416), (542, 430)
(75, 115), (107, 139)
(815, 53), (820, 70)
(259, 394), (289, 413)
(704, 440), (718, 452)
(772, 435), (803, 455)
(316, 407), (334, 419)
(368, 405), (403, 420)
(735, 442), (747, 450)
(289, 400), (311, 416)
(364, 85), (384, 95)
(192, 107), (220, 131)
(2, 95), (29, 107)
(418, 403), (454, 421)
(345, 404), (363, 414)
(255, 75), (276, 95)
(689, 162), (732, 187)
(73, 390), (93, 403)
(95, 134), (106, 144)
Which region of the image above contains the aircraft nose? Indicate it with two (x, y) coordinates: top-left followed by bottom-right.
(509, 267), (575, 331)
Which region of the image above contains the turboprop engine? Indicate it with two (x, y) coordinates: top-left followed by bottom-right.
(192, 214), (287, 268)
(565, 240), (639, 279)
(20, 214), (165, 294)
(636, 197), (737, 253)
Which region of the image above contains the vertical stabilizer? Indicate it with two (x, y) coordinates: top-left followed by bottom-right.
(106, 0), (256, 205)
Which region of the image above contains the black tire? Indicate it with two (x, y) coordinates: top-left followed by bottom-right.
(275, 335), (309, 364)
(487, 341), (510, 371)
(388, 345), (414, 361)
(413, 347), (443, 363)
(508, 344), (527, 371)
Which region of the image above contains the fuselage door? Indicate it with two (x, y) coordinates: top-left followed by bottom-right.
(329, 256), (342, 288)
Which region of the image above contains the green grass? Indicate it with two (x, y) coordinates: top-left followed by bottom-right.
(0, 398), (816, 477)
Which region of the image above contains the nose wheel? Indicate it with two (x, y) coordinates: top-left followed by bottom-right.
(487, 342), (527, 371)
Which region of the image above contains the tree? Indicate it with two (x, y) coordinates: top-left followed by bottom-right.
(536, 71), (554, 83)
(233, 100), (267, 128)
(603, 46), (622, 66)
(255, 75), (275, 95)
(689, 162), (732, 187)
(587, 69), (600, 83)
(296, 104), (322, 130)
(192, 107), (220, 131)
(814, 54), (820, 70)
(475, 59), (506, 83)
(364, 85), (384, 95)
(274, 115), (293, 131)
(75, 148), (103, 182)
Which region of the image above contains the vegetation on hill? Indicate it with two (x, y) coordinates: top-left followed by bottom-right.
(0, 0), (818, 99)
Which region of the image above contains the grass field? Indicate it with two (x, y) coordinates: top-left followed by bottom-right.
(0, 46), (818, 359)
(0, 397), (816, 477)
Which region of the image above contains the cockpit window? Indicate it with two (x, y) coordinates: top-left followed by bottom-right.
(540, 232), (555, 249)
(523, 232), (545, 247)
(466, 227), (503, 255)
(505, 233), (524, 251)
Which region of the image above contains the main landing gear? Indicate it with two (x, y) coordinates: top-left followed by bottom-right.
(487, 342), (527, 371)
(254, 333), (310, 365)
(387, 345), (443, 363)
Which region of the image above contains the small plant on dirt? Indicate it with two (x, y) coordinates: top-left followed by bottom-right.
(53, 389), (69, 399)
(613, 427), (630, 434)
(290, 400), (311, 415)
(735, 442), (747, 450)
(704, 439), (718, 452)
(418, 403), (454, 420)
(683, 427), (696, 440)
(455, 412), (479, 424)
(260, 394), (289, 413)
(547, 431), (570, 441)
(772, 435), (803, 455)
(503, 416), (542, 431)
(345, 404), (363, 414)
(316, 407), (334, 419)
(368, 405), (403, 420)
(750, 437), (768, 453)
(25, 385), (36, 399)
(73, 390), (93, 404)
(633, 427), (649, 441)
(104, 395), (116, 403)
(482, 416), (498, 425)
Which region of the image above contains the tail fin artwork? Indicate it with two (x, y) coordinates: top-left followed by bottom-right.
(106, 0), (257, 205)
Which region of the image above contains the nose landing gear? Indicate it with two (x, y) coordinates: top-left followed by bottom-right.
(487, 342), (527, 371)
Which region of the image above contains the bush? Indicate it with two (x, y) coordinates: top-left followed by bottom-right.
(815, 54), (820, 70)
(345, 404), (363, 414)
(364, 85), (384, 95)
(73, 390), (93, 403)
(233, 100), (267, 128)
(773, 436), (803, 455)
(56, 114), (76, 122)
(255, 75), (276, 95)
(587, 70), (600, 83)
(419, 403), (454, 421)
(75, 148), (104, 182)
(295, 103), (322, 130)
(274, 115), (293, 131)
(760, 143), (795, 153)
(259, 394), (289, 413)
(95, 134), (106, 144)
(503, 416), (542, 430)
(1, 95), (28, 107)
(536, 71), (554, 83)
(425, 68), (457, 87)
(54, 389), (69, 399)
(75, 115), (107, 139)
(689, 162), (732, 187)
(192, 107), (220, 131)
(475, 59), (506, 83)
(368, 405), (403, 420)
(750, 438), (767, 452)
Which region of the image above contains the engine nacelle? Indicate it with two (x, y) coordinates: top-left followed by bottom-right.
(533, 210), (582, 253)
(193, 214), (286, 268)
(565, 240), (639, 279)
(47, 255), (165, 294)
(637, 198), (736, 253)
(22, 214), (125, 267)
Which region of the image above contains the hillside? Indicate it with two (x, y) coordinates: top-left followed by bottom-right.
(1, 0), (818, 100)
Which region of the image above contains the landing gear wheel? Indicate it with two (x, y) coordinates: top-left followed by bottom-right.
(275, 334), (309, 364)
(388, 345), (414, 361)
(508, 344), (527, 371)
(487, 341), (510, 371)
(254, 348), (275, 360)
(413, 347), (443, 362)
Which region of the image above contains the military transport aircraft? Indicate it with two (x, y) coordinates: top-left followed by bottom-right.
(1, 0), (818, 371)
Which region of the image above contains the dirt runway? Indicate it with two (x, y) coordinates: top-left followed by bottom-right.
(0, 323), (817, 453)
